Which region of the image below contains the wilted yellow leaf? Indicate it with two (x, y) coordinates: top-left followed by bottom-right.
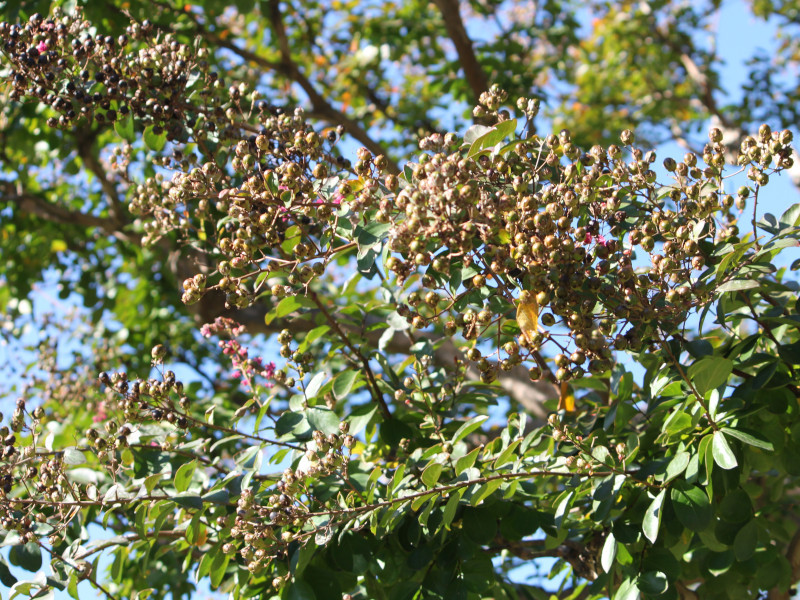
(558, 381), (575, 412)
(516, 294), (538, 344)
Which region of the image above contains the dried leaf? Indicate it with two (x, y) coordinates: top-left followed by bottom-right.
(516, 296), (538, 343)
(558, 381), (575, 412)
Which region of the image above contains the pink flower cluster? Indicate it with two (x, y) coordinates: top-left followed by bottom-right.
(93, 401), (107, 423)
(200, 316), (246, 338)
(200, 317), (276, 389)
(583, 232), (609, 247)
(316, 193), (342, 205)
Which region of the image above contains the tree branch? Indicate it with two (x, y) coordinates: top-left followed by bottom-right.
(195, 4), (400, 174)
(432, 0), (489, 104)
(75, 128), (126, 227)
(228, 302), (557, 420)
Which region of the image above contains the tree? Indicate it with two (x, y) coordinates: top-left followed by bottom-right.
(0, 1), (799, 599)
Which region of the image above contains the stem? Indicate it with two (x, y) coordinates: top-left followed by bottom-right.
(36, 540), (121, 600)
(752, 183), (761, 250)
(657, 330), (718, 429)
(308, 291), (392, 419)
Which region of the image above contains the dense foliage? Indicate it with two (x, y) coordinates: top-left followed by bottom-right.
(1, 1), (800, 599)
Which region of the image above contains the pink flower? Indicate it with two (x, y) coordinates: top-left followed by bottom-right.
(264, 362), (276, 378)
(93, 401), (107, 423)
(597, 235), (608, 247)
(36, 41), (48, 53)
(584, 232), (593, 244)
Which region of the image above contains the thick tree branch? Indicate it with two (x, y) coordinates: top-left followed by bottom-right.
(266, 0), (400, 174)
(491, 535), (601, 582)
(655, 23), (800, 190)
(194, 6), (400, 174)
(6, 189), (110, 229)
(75, 129), (126, 226)
(432, 0), (489, 104)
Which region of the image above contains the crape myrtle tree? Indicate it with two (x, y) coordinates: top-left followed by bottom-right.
(1, 1), (800, 599)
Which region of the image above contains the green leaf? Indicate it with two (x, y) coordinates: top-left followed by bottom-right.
(463, 124), (493, 144)
(283, 580), (317, 600)
(722, 427), (773, 451)
(114, 113), (135, 142)
(467, 119), (517, 158)
(346, 403), (377, 436)
(172, 494), (203, 509)
(671, 484), (712, 530)
(688, 356), (733, 395)
(389, 464), (406, 494)
(173, 460), (196, 493)
(712, 430), (738, 470)
(441, 491), (461, 531)
(662, 411), (693, 436)
(135, 503), (148, 538)
(304, 372), (327, 400)
(613, 577), (639, 600)
(452, 415), (488, 444)
(493, 439), (521, 469)
(601, 532), (616, 573)
(63, 447), (86, 465)
(306, 407), (340, 435)
(455, 447), (480, 476)
(665, 451), (690, 481)
(8, 543), (41, 573)
(733, 519), (758, 561)
(267, 296), (315, 324)
(0, 556), (17, 587)
(67, 573), (78, 600)
(304, 325), (331, 345)
(332, 370), (359, 400)
(470, 479), (503, 506)
(643, 489), (665, 543)
(210, 550), (230, 589)
(716, 279), (760, 294)
(202, 489), (230, 504)
(143, 125), (167, 152)
(421, 462), (443, 488)
(111, 547), (126, 583)
(355, 222), (391, 250)
(779, 202), (800, 227)
(411, 491), (437, 511)
(639, 571), (668, 595)
(275, 412), (310, 438)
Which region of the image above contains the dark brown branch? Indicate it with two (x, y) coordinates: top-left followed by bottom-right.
(266, 0), (399, 174)
(5, 186), (112, 230)
(432, 0), (489, 104)
(307, 290), (392, 419)
(652, 26), (729, 129)
(196, 3), (400, 174)
(75, 129), (126, 226)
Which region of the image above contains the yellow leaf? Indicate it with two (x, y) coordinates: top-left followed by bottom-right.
(50, 240), (67, 253)
(516, 294), (538, 344)
(558, 381), (575, 412)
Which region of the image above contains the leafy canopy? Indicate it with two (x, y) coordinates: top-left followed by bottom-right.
(0, 2), (800, 600)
